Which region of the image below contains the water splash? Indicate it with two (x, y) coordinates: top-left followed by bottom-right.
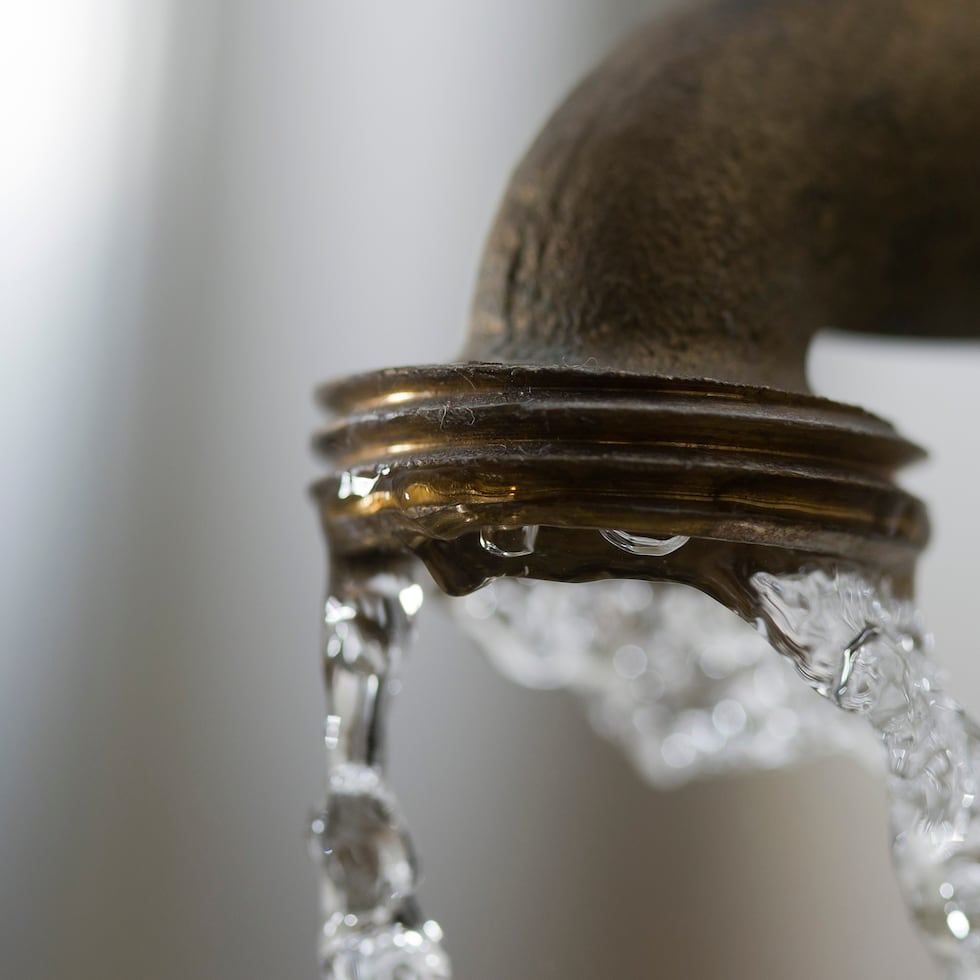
(752, 568), (980, 979)
(311, 566), (451, 979)
(452, 576), (872, 786)
(314, 545), (980, 976)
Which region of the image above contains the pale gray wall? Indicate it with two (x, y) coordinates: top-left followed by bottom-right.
(5, 2), (977, 977)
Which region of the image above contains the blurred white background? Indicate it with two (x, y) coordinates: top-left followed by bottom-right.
(3, 2), (978, 978)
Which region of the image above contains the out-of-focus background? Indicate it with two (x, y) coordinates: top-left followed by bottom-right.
(3, 3), (978, 978)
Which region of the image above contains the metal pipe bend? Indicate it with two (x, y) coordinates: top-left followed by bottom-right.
(464, 0), (980, 392)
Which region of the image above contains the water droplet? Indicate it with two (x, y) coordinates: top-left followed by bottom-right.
(479, 525), (538, 558)
(948, 909), (971, 941)
(325, 714), (342, 751)
(613, 644), (647, 680)
(662, 733), (697, 769)
(325, 596), (358, 626)
(337, 470), (382, 500)
(834, 626), (879, 708)
(399, 583), (425, 617)
(712, 698), (748, 738)
(600, 528), (690, 557)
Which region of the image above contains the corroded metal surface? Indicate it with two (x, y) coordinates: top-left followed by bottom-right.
(467, 0), (980, 391)
(314, 365), (927, 598)
(314, 0), (977, 600)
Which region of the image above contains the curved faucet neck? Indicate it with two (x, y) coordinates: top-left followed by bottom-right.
(465, 0), (980, 392)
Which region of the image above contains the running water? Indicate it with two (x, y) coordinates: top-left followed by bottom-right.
(453, 575), (873, 786)
(309, 565), (451, 980)
(311, 532), (980, 978)
(752, 568), (980, 980)
(454, 543), (980, 978)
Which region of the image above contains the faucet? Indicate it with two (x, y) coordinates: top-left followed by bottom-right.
(310, 1), (980, 976)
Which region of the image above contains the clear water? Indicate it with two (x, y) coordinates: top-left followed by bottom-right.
(312, 568), (451, 979)
(315, 528), (980, 978)
(753, 568), (980, 979)
(454, 550), (980, 978)
(453, 576), (874, 785)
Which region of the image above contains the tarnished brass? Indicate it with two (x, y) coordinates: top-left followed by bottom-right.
(468, 0), (980, 389)
(315, 365), (925, 604)
(314, 0), (980, 603)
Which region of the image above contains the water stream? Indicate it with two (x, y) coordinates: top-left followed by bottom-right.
(311, 565), (451, 979)
(753, 568), (980, 979)
(454, 574), (874, 785)
(312, 536), (980, 978)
